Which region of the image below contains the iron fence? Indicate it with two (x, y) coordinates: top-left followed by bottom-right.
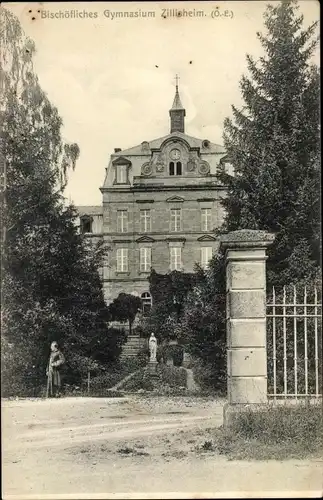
(266, 286), (322, 400)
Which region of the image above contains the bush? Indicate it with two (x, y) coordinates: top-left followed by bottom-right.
(191, 357), (226, 395)
(167, 344), (184, 366)
(1, 339), (44, 398)
(157, 364), (187, 387)
(67, 358), (144, 396)
(156, 344), (184, 366)
(121, 369), (154, 392)
(136, 348), (150, 366)
(121, 364), (187, 394)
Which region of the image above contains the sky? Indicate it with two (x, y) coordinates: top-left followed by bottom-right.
(5, 1), (320, 206)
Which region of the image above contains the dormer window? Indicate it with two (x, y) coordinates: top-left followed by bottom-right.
(112, 156), (131, 185)
(116, 165), (128, 184)
(80, 215), (93, 234)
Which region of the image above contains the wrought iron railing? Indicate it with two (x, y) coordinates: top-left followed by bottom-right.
(266, 286), (322, 400)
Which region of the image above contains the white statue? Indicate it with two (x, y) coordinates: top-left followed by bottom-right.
(149, 333), (157, 362)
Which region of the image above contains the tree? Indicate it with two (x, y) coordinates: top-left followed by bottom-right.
(177, 1), (320, 392)
(144, 270), (198, 341)
(217, 0), (320, 288)
(177, 254), (227, 390)
(108, 293), (142, 335)
(1, 9), (121, 395)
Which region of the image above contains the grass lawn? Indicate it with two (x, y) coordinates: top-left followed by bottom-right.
(196, 402), (323, 461)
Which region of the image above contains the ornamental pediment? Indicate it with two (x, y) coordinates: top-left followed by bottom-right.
(197, 235), (217, 242)
(136, 236), (155, 243)
(112, 156), (132, 166)
(166, 196), (185, 203)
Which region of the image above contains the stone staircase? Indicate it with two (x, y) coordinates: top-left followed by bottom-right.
(120, 334), (142, 358)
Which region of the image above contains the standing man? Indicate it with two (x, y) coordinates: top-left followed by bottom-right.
(46, 341), (65, 398)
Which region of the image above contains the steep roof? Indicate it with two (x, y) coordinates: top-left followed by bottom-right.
(76, 206), (102, 216)
(111, 131), (225, 157)
(171, 87), (185, 110)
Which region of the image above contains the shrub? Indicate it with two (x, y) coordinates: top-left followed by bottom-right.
(120, 364), (187, 394)
(1, 339), (44, 397)
(191, 357), (226, 395)
(69, 358), (144, 396)
(157, 364), (187, 387)
(167, 344), (184, 366)
(85, 373), (123, 394)
(122, 369), (154, 392)
(136, 348), (150, 366)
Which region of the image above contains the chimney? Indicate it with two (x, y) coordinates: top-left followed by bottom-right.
(141, 141), (150, 151)
(114, 148), (121, 153)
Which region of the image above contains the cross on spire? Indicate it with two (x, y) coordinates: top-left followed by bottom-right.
(175, 74), (180, 89)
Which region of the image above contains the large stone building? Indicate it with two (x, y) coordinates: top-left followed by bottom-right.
(77, 82), (232, 311)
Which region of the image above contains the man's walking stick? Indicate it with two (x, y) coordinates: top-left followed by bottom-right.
(46, 370), (51, 398)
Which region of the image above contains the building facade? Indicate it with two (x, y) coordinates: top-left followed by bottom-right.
(77, 83), (232, 309)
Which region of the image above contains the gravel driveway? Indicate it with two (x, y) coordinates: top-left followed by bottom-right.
(2, 396), (322, 498)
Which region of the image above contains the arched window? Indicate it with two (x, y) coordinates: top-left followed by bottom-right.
(169, 161), (182, 176)
(80, 215), (93, 234)
(141, 292), (152, 315)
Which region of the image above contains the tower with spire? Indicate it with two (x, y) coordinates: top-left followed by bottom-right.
(169, 75), (186, 133)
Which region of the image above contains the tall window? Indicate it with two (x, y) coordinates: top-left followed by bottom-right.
(116, 248), (128, 272)
(117, 210), (128, 233)
(170, 208), (182, 232)
(141, 292), (152, 315)
(140, 209), (151, 233)
(116, 165), (127, 184)
(201, 208), (212, 232)
(170, 247), (182, 271)
(201, 247), (213, 269)
(80, 215), (93, 234)
(140, 247), (151, 272)
(169, 162), (182, 176)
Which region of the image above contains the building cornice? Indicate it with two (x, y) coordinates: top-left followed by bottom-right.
(112, 239), (133, 244)
(101, 231), (221, 238)
(103, 278), (149, 283)
(100, 184), (227, 193)
(165, 237), (186, 243)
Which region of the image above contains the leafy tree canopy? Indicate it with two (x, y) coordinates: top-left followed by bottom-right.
(1, 9), (123, 395)
(108, 293), (142, 335)
(217, 0), (320, 287)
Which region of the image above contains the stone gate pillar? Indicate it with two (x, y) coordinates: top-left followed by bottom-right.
(220, 230), (275, 411)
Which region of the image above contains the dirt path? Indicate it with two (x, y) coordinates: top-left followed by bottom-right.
(184, 368), (200, 392)
(2, 396), (322, 498)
